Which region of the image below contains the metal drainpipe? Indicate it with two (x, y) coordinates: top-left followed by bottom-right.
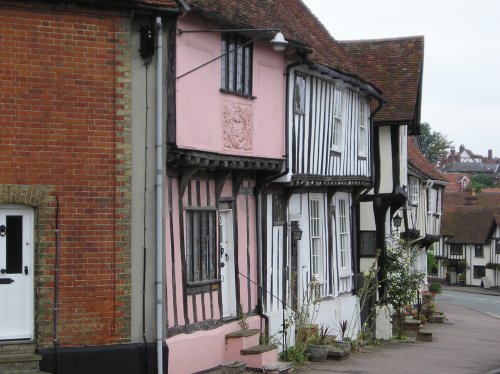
(53, 195), (60, 374)
(155, 16), (165, 374)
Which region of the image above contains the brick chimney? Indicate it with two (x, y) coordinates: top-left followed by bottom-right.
(488, 149), (493, 159)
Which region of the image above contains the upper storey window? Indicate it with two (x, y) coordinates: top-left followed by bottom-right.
(293, 74), (306, 115)
(358, 97), (368, 157)
(330, 87), (344, 153)
(221, 33), (253, 96)
(408, 176), (419, 206)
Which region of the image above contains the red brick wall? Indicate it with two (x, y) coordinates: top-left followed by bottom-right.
(0, 2), (131, 347)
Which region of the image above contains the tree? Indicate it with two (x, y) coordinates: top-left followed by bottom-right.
(471, 173), (495, 193)
(418, 122), (453, 164)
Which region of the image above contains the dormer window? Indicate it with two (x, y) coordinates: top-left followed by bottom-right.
(221, 33), (252, 96)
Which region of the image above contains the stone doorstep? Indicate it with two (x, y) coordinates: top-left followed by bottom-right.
(226, 329), (260, 339)
(417, 329), (433, 342)
(327, 347), (350, 361)
(240, 344), (276, 355)
(263, 361), (294, 373)
(0, 353), (42, 363)
(219, 360), (246, 374)
(0, 340), (37, 356)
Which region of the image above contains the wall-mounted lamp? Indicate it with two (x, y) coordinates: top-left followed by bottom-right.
(176, 28), (288, 79)
(393, 213), (402, 233)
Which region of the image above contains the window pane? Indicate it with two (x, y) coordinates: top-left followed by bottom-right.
(186, 210), (217, 283)
(310, 199), (322, 277)
(221, 34), (252, 95)
(294, 75), (306, 114)
(6, 215), (23, 274)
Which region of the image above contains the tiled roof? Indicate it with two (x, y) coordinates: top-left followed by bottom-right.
(444, 192), (500, 207)
(183, 0), (360, 77)
(441, 162), (497, 173)
(54, 0), (182, 10)
(408, 136), (447, 182)
(442, 205), (500, 244)
(340, 37), (424, 127)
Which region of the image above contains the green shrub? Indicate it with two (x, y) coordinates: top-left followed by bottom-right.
(429, 283), (442, 294)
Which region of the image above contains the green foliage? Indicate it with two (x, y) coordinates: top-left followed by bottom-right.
(427, 251), (438, 274)
(419, 122), (453, 164)
(428, 283), (442, 294)
(280, 344), (308, 365)
(384, 236), (426, 338)
(471, 173), (495, 193)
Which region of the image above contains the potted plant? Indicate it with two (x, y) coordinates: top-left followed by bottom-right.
(306, 324), (330, 362)
(428, 282), (442, 296)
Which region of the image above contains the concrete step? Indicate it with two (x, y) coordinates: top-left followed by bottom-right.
(0, 353), (42, 373)
(0, 341), (37, 356)
(263, 361), (294, 373)
(403, 319), (421, 332)
(240, 345), (278, 370)
(417, 329), (433, 342)
(327, 346), (349, 361)
(225, 329), (261, 361)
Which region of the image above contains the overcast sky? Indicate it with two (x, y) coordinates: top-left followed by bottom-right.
(303, 0), (500, 159)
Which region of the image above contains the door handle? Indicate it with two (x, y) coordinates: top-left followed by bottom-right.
(24, 266), (28, 275)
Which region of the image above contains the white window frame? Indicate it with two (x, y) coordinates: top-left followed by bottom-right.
(309, 198), (323, 280)
(330, 87), (344, 153)
(335, 193), (352, 276)
(357, 96), (368, 157)
(408, 176), (419, 206)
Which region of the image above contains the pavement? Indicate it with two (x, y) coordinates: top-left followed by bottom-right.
(295, 287), (500, 374)
(441, 284), (500, 297)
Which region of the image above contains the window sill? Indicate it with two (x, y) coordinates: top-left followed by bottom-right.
(220, 88), (256, 100)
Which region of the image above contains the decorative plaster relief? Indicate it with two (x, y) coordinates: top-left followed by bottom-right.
(222, 101), (253, 151)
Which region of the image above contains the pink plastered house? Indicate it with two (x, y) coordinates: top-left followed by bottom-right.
(164, 9), (287, 374)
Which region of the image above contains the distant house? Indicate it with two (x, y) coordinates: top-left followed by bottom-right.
(437, 193), (500, 287)
(440, 146), (500, 191)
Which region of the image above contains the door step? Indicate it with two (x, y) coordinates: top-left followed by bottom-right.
(225, 330), (279, 370)
(0, 341), (49, 373)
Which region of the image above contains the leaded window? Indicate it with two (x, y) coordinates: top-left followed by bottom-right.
(473, 265), (485, 279)
(293, 74), (306, 115)
(450, 244), (462, 256)
(186, 210), (217, 283)
(221, 33), (252, 95)
(475, 244), (484, 258)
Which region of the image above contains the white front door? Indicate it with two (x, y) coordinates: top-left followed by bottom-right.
(0, 205), (34, 340)
(219, 209), (237, 319)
